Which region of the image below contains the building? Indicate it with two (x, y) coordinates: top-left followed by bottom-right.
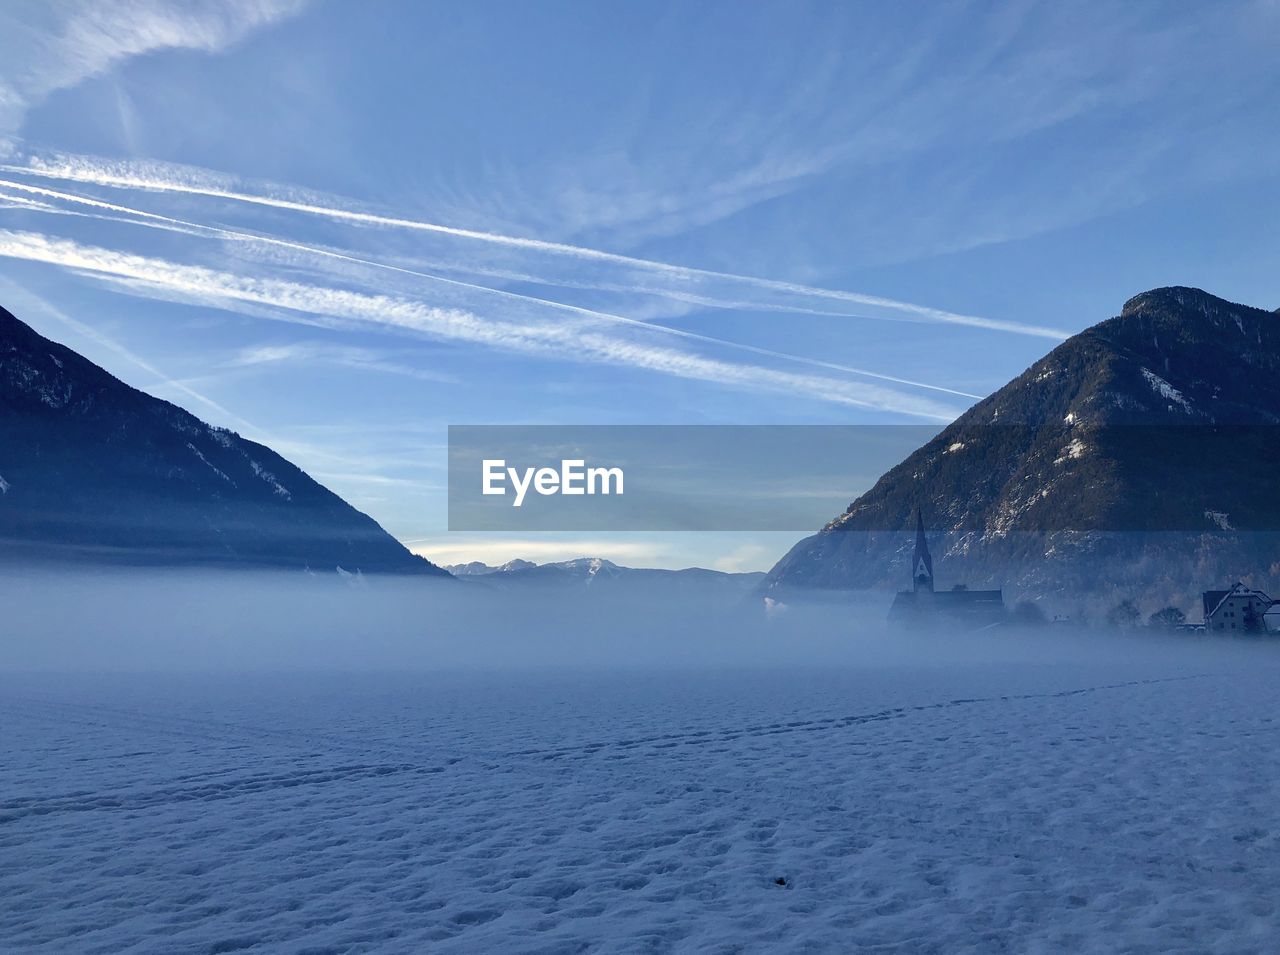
(1202, 583), (1274, 634)
(888, 511), (1005, 629)
(1266, 604), (1280, 634)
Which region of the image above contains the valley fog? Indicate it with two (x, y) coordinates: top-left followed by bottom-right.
(0, 566), (1260, 674)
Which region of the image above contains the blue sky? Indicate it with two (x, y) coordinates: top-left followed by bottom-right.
(0, 0), (1277, 571)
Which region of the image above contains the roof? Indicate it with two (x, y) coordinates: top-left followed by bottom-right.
(1203, 583), (1274, 619)
(913, 510), (933, 581)
(1202, 590), (1230, 617)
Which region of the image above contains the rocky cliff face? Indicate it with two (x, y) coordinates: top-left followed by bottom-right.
(763, 288), (1280, 617)
(0, 304), (446, 575)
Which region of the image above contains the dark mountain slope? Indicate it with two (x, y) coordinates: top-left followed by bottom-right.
(763, 288), (1280, 615)
(0, 304), (446, 574)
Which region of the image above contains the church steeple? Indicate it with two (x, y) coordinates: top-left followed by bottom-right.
(912, 509), (934, 593)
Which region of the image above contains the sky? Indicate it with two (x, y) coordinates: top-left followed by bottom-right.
(0, 0), (1277, 571)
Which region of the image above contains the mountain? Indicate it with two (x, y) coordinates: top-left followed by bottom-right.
(763, 288), (1280, 617)
(446, 558), (537, 576)
(449, 556), (765, 595)
(0, 304), (446, 575)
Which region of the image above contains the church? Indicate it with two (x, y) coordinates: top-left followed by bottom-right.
(887, 511), (1006, 629)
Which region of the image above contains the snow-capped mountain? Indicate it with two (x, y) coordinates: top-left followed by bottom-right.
(448, 556), (764, 594)
(0, 304), (446, 575)
(763, 287), (1280, 614)
(446, 558), (537, 576)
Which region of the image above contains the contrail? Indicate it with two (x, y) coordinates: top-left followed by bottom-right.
(0, 177), (982, 400)
(0, 229), (963, 420)
(1, 153), (1070, 339)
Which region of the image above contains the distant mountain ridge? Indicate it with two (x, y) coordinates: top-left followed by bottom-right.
(763, 287), (1280, 615)
(0, 304), (446, 575)
(448, 559), (537, 576)
(447, 557), (765, 594)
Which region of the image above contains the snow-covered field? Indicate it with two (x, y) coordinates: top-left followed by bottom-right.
(4, 643), (1280, 952)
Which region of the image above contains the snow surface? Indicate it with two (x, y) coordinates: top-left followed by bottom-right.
(249, 459), (291, 500)
(5, 646), (1280, 953)
(187, 443), (233, 484)
(1054, 439), (1087, 464)
(208, 426), (235, 449)
(1141, 368), (1193, 413)
(1205, 510), (1234, 531)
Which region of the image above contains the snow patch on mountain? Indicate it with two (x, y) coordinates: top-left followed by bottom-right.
(208, 426), (234, 449)
(1141, 368), (1192, 413)
(250, 460), (291, 499)
(187, 444), (232, 484)
(1205, 510), (1233, 531)
(445, 561), (498, 576)
(446, 559), (542, 575)
(1054, 439), (1087, 464)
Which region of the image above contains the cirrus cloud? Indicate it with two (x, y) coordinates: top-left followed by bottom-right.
(0, 0), (308, 133)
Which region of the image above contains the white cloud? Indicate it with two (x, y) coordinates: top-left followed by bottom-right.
(0, 175), (983, 400)
(0, 228), (963, 420)
(1, 150), (1069, 340)
(0, 0), (307, 132)
(231, 341), (458, 384)
(711, 543), (776, 574)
